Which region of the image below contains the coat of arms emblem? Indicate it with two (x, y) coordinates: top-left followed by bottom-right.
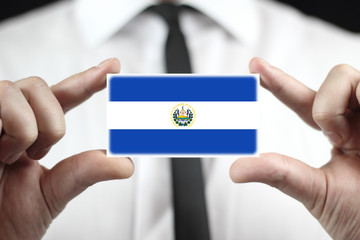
(171, 103), (195, 127)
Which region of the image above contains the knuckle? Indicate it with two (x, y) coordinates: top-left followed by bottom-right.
(270, 154), (290, 191)
(18, 127), (38, 147)
(329, 64), (357, 78)
(331, 64), (352, 72)
(312, 111), (331, 124)
(77, 70), (95, 96)
(48, 125), (66, 142)
(28, 76), (49, 89)
(0, 80), (15, 87)
(0, 80), (17, 94)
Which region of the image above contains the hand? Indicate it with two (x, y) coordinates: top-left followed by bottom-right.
(230, 58), (360, 240)
(0, 58), (134, 240)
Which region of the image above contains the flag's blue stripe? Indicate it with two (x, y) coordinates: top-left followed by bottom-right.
(109, 129), (257, 154)
(109, 76), (257, 101)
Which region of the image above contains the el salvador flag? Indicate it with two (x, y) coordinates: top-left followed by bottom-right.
(107, 75), (258, 157)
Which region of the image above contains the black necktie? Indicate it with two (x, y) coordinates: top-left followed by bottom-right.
(148, 4), (211, 240)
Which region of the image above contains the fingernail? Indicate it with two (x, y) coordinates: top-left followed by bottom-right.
(326, 132), (343, 146)
(97, 58), (115, 68)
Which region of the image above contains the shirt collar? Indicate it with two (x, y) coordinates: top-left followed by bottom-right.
(74, 0), (260, 47)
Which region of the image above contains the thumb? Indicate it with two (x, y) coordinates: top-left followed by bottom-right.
(40, 150), (133, 218)
(230, 153), (327, 218)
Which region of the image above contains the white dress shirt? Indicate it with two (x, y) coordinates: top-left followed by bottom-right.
(1, 0), (360, 239)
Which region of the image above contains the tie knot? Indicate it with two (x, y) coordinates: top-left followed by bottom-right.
(148, 3), (182, 28)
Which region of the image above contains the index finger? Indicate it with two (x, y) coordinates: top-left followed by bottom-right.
(51, 58), (120, 113)
(249, 57), (319, 129)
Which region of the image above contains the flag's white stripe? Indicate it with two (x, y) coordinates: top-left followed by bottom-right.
(107, 102), (259, 129)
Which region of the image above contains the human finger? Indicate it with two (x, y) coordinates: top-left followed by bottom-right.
(249, 57), (319, 129)
(40, 150), (133, 218)
(312, 64), (360, 146)
(0, 81), (37, 164)
(230, 153), (327, 218)
(15, 77), (65, 160)
(51, 58), (120, 113)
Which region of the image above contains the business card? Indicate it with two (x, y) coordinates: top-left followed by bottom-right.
(107, 74), (259, 157)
